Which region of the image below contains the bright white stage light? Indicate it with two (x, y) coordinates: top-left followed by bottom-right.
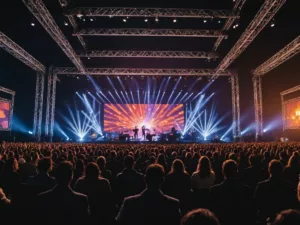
(173, 18), (177, 23)
(28, 131), (33, 135)
(144, 18), (148, 22)
(203, 19), (207, 23)
(77, 13), (83, 18)
(123, 18), (127, 22)
(64, 21), (68, 26)
(31, 22), (35, 27)
(90, 18), (94, 22)
(155, 17), (159, 22)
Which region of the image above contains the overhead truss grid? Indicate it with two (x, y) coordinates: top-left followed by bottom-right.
(78, 50), (219, 59)
(213, 0), (286, 79)
(67, 7), (238, 18)
(0, 32), (46, 73)
(74, 28), (227, 38)
(253, 36), (300, 76)
(54, 68), (232, 76)
(22, 0), (86, 73)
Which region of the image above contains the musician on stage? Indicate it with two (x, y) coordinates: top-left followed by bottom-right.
(171, 126), (176, 134)
(133, 126), (139, 140)
(142, 125), (146, 140)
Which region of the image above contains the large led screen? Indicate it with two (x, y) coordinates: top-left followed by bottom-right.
(104, 104), (184, 133)
(0, 100), (10, 130)
(284, 98), (300, 129)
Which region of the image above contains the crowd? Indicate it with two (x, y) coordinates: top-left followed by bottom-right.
(0, 142), (300, 225)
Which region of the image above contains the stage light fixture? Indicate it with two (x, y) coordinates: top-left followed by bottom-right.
(173, 18), (177, 23)
(87, 57), (91, 60)
(203, 19), (207, 23)
(218, 20), (221, 24)
(155, 17), (159, 22)
(123, 18), (127, 22)
(109, 15), (113, 18)
(31, 22), (35, 27)
(64, 21), (68, 26)
(77, 13), (83, 18)
(270, 20), (276, 27)
(82, 18), (86, 22)
(77, 76), (80, 80)
(144, 18), (148, 22)
(90, 18), (94, 22)
(28, 131), (33, 135)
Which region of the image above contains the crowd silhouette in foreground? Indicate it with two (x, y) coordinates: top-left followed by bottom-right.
(0, 142), (300, 225)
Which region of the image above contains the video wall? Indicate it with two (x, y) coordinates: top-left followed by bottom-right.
(284, 98), (300, 129)
(0, 99), (11, 130)
(104, 104), (184, 133)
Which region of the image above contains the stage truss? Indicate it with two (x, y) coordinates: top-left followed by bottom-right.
(253, 36), (300, 138)
(0, 86), (15, 131)
(0, 32), (45, 141)
(15, 0), (287, 141)
(78, 50), (219, 59)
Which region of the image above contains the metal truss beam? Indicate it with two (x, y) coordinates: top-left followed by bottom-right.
(0, 32), (46, 73)
(231, 74), (241, 139)
(281, 85), (300, 96)
(74, 28), (227, 38)
(213, 0), (286, 79)
(213, 0), (247, 51)
(78, 50), (219, 59)
(45, 66), (57, 141)
(33, 72), (45, 141)
(55, 67), (232, 76)
(253, 76), (263, 139)
(22, 0), (86, 73)
(253, 36), (300, 76)
(67, 7), (238, 19)
(0, 86), (16, 96)
(58, 0), (87, 49)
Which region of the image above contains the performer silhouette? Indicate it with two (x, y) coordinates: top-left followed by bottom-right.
(142, 125), (146, 140)
(133, 126), (139, 140)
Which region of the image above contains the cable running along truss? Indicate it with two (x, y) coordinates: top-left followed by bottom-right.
(54, 68), (232, 76)
(213, 0), (286, 80)
(22, 0), (86, 73)
(67, 7), (239, 19)
(74, 28), (227, 38)
(78, 50), (219, 59)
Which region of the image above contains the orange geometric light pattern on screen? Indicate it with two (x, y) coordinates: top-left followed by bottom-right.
(104, 104), (184, 133)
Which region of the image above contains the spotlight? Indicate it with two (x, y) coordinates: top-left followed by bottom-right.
(203, 19), (207, 23)
(87, 57), (91, 60)
(82, 18), (86, 22)
(123, 18), (127, 22)
(77, 13), (83, 18)
(233, 23), (239, 29)
(77, 76), (80, 80)
(109, 15), (113, 18)
(218, 20), (221, 24)
(31, 22), (35, 27)
(173, 18), (177, 23)
(64, 21), (68, 26)
(28, 131), (33, 135)
(90, 18), (94, 22)
(155, 17), (159, 22)
(144, 18), (148, 22)
(270, 20), (275, 27)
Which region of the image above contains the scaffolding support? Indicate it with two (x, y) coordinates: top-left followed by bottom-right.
(45, 66), (57, 141)
(33, 72), (45, 141)
(231, 74), (241, 139)
(253, 75), (263, 139)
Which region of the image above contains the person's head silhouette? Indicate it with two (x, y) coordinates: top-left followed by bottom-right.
(55, 161), (73, 187)
(144, 164), (165, 190)
(222, 160), (238, 179)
